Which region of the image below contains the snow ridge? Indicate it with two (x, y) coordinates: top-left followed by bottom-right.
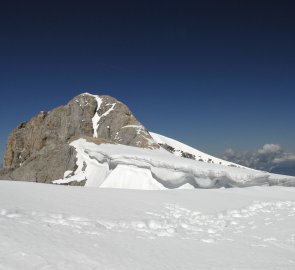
(53, 139), (295, 189)
(53, 139), (109, 187)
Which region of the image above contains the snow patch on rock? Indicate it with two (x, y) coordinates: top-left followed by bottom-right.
(91, 95), (103, 138)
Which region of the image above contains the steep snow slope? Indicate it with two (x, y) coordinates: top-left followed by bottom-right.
(150, 132), (247, 168)
(53, 139), (295, 189)
(1, 181), (295, 270)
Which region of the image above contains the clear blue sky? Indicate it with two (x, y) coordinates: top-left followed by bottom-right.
(1, 1), (295, 161)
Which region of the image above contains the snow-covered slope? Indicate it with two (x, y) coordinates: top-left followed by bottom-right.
(53, 138), (295, 189)
(1, 181), (295, 270)
(150, 132), (247, 168)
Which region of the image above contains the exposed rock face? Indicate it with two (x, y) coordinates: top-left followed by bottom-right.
(158, 143), (196, 161)
(0, 93), (158, 183)
(91, 95), (158, 149)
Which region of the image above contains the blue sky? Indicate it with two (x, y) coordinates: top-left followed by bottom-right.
(1, 1), (295, 162)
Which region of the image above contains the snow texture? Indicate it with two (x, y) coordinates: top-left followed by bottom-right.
(53, 138), (295, 189)
(0, 181), (295, 269)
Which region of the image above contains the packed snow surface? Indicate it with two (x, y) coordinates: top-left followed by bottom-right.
(1, 181), (295, 269)
(54, 139), (295, 188)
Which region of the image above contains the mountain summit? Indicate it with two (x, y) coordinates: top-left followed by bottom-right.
(0, 93), (158, 183)
(1, 93), (295, 188)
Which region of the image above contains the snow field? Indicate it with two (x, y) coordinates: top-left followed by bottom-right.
(0, 181), (295, 269)
(1, 200), (294, 243)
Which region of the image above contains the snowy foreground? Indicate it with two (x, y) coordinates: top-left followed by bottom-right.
(1, 181), (295, 269)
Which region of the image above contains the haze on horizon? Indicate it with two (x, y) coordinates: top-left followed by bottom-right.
(0, 1), (294, 174)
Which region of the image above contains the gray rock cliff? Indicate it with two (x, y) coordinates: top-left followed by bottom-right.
(0, 93), (159, 183)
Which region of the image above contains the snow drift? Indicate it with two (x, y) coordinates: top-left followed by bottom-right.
(53, 138), (295, 189)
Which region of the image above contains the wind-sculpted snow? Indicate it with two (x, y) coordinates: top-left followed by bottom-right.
(53, 139), (295, 189)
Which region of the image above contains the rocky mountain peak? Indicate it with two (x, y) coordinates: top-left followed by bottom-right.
(0, 93), (158, 183)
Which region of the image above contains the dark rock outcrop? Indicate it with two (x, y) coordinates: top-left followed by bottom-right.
(159, 143), (175, 154)
(0, 93), (158, 183)
(181, 152), (196, 160)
